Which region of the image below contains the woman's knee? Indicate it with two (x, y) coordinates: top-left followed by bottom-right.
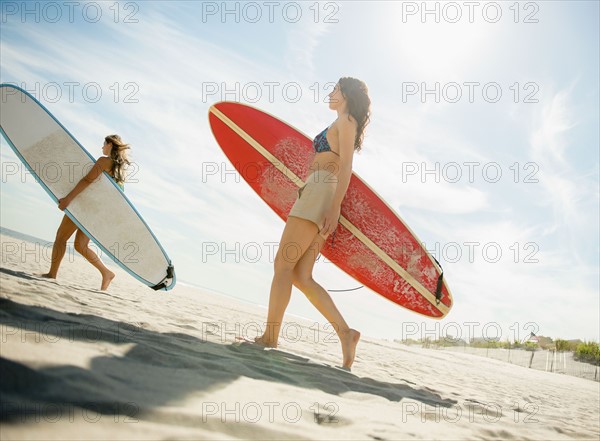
(273, 253), (295, 277)
(292, 269), (314, 291)
(74, 237), (88, 255)
(74, 241), (85, 255)
(55, 216), (76, 242)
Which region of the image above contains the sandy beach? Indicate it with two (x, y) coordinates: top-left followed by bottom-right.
(1, 232), (599, 441)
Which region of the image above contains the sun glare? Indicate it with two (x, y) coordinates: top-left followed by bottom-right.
(383, 2), (498, 78)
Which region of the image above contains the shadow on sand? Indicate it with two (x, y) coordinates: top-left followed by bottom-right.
(0, 296), (457, 430)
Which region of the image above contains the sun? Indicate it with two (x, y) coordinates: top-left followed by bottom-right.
(380, 2), (499, 78)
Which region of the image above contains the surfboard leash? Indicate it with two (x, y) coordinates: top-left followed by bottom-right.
(431, 256), (444, 305)
(327, 286), (364, 292)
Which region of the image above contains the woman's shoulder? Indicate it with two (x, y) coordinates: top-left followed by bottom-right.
(332, 114), (357, 135)
(95, 156), (112, 169)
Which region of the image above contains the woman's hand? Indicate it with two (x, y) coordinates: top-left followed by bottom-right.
(58, 197), (72, 211)
(56, 158), (108, 211)
(321, 205), (341, 237)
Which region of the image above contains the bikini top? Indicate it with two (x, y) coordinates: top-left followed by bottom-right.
(313, 126), (339, 156)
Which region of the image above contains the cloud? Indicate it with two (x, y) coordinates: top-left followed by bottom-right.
(528, 85), (599, 266)
(531, 90), (578, 162)
(284, 20), (331, 81)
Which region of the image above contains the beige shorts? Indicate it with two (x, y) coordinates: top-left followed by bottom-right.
(288, 169), (338, 236)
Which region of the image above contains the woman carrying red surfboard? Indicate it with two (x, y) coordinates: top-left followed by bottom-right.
(255, 78), (371, 369)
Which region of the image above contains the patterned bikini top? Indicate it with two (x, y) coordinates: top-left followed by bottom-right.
(313, 126), (339, 156)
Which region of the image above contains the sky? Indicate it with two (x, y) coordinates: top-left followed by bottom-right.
(0, 1), (598, 343)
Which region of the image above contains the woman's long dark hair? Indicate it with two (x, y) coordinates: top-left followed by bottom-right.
(338, 77), (371, 152)
(104, 134), (131, 184)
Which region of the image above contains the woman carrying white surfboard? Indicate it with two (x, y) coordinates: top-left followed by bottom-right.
(255, 78), (371, 369)
(42, 135), (131, 290)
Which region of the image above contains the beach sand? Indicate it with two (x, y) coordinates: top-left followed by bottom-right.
(1, 232), (599, 440)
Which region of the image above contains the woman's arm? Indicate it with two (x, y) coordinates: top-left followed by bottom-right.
(321, 116), (357, 236)
(58, 157), (111, 211)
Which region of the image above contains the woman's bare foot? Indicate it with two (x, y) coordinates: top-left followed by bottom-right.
(40, 273), (56, 279)
(100, 270), (115, 291)
(340, 328), (361, 369)
(254, 334), (277, 348)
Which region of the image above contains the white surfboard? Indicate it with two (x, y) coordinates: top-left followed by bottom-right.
(0, 84), (175, 290)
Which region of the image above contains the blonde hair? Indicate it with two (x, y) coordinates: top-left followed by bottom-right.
(105, 134), (131, 184)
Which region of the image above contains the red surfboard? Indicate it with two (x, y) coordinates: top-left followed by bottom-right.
(208, 102), (453, 318)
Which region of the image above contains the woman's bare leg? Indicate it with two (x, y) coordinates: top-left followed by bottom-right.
(292, 234), (360, 369)
(42, 215), (77, 279)
(255, 216), (321, 348)
(74, 230), (115, 290)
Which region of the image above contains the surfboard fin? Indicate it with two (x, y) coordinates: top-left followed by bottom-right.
(435, 272), (444, 305)
(151, 264), (175, 291)
(431, 256), (444, 305)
